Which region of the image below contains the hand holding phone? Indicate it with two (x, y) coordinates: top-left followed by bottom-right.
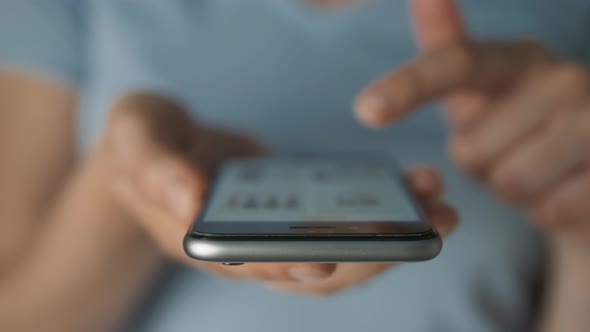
(105, 98), (457, 294)
(183, 162), (458, 295)
(188, 164), (458, 295)
(185, 154), (457, 263)
(259, 166), (460, 295)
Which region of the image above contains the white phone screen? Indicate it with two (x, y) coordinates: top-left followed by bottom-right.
(202, 158), (422, 223)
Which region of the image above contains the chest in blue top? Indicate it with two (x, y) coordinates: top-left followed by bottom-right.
(79, 0), (590, 150)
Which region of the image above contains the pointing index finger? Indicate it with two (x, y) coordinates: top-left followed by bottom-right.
(355, 41), (553, 128)
(354, 0), (469, 128)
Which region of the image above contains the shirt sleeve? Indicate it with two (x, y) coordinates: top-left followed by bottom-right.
(0, 0), (86, 86)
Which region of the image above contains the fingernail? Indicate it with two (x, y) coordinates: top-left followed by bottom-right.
(140, 162), (198, 221)
(361, 93), (387, 112)
(289, 267), (333, 282)
(163, 175), (194, 220)
(355, 94), (390, 127)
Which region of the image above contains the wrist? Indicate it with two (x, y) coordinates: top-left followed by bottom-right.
(541, 234), (590, 332)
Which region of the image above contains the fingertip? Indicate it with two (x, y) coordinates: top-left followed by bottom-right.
(288, 263), (337, 282)
(448, 137), (482, 172)
(139, 159), (205, 221)
(192, 166), (210, 201)
(408, 166), (443, 199)
(424, 201), (460, 237)
(315, 263), (338, 275)
(353, 92), (395, 128)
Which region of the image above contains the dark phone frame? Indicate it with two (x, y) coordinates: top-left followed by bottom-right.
(189, 153), (435, 237)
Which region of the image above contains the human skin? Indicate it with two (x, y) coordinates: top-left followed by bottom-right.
(355, 1), (590, 331)
(5, 0), (588, 330)
(0, 81), (456, 331)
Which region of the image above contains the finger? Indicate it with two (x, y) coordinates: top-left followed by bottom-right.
(450, 64), (588, 172)
(267, 263), (393, 296)
(105, 93), (197, 166)
(445, 91), (491, 129)
(487, 105), (590, 203)
(106, 93), (206, 219)
(267, 202), (458, 296)
(355, 41), (553, 127)
(137, 157), (207, 221)
(410, 0), (489, 129)
(410, 0), (466, 50)
(406, 166), (444, 200)
(105, 93), (206, 258)
(112, 171), (202, 262)
(191, 126), (269, 176)
(534, 168), (590, 230)
(422, 200), (459, 237)
(228, 263), (337, 282)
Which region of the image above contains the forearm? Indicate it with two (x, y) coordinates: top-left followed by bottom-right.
(0, 145), (163, 332)
(539, 234), (590, 332)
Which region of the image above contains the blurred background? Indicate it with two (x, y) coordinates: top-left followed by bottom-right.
(1, 1), (589, 331)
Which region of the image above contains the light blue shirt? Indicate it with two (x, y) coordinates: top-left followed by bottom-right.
(2, 1), (589, 331)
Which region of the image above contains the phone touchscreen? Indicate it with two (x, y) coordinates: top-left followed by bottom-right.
(201, 158), (422, 223)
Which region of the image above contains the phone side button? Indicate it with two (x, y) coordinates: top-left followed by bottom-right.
(222, 262), (245, 266)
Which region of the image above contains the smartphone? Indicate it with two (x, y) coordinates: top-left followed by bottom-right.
(184, 153), (442, 263)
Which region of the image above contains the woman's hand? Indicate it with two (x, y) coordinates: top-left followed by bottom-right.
(266, 166), (458, 296)
(355, 3), (590, 329)
(103, 92), (458, 296)
(356, 0), (590, 244)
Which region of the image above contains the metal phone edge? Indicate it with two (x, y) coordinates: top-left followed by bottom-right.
(183, 234), (442, 263)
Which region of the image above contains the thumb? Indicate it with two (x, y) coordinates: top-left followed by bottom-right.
(104, 93), (207, 259)
(105, 92), (196, 172)
(410, 0), (467, 50)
